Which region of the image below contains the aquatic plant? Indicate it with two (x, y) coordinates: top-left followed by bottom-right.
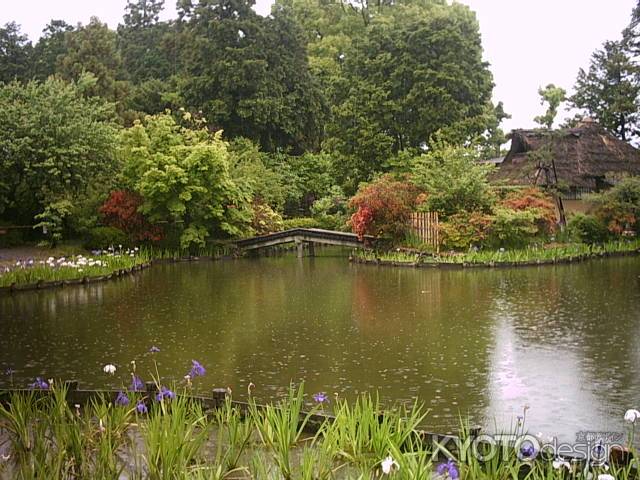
(249, 382), (311, 479)
(0, 250), (151, 287)
(2, 375), (640, 479)
(130, 375), (144, 392)
(142, 393), (210, 479)
(28, 377), (49, 390)
(355, 238), (640, 267)
(103, 364), (116, 375)
(189, 360), (206, 378)
(115, 391), (129, 407)
(381, 454), (400, 474)
(155, 386), (176, 402)
(313, 392), (328, 404)
(436, 459), (459, 479)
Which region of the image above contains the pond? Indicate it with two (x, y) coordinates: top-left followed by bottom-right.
(1, 252), (639, 442)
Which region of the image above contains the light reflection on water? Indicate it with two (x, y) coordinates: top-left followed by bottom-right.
(1, 254), (639, 441)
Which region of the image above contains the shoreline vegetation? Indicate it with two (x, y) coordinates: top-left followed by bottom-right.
(352, 239), (640, 269)
(1, 239), (640, 292)
(0, 245), (232, 291)
(0, 380), (638, 479)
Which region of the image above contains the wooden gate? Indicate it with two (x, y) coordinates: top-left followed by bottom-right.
(409, 212), (439, 249)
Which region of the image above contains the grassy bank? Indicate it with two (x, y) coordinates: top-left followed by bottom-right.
(354, 239), (640, 267)
(0, 248), (151, 288)
(0, 244), (235, 289)
(0, 381), (636, 479)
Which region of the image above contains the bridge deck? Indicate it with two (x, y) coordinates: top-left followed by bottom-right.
(235, 228), (375, 251)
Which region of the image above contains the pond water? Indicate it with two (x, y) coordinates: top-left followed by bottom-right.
(1, 252), (639, 442)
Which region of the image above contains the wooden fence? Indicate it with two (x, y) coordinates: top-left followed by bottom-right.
(409, 212), (439, 249)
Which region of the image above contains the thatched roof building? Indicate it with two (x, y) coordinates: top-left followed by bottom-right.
(491, 119), (640, 194)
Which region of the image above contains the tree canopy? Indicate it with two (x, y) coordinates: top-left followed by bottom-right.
(0, 77), (118, 225)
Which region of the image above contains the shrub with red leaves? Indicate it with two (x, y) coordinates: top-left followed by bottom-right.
(348, 175), (419, 240)
(501, 187), (557, 234)
(100, 190), (163, 242)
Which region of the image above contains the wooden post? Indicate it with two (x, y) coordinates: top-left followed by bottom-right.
(145, 382), (158, 396)
(212, 388), (229, 409)
(296, 238), (304, 258)
(307, 242), (315, 257)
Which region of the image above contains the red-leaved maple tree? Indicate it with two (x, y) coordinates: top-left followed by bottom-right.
(100, 190), (163, 242)
(349, 175), (419, 240)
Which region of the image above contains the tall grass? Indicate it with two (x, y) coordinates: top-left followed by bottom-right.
(355, 238), (640, 267)
(0, 250), (151, 287)
(1, 384), (639, 479)
(249, 383), (312, 479)
(142, 392), (211, 479)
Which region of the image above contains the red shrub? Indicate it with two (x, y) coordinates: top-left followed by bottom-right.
(348, 175), (419, 240)
(100, 190), (163, 242)
(501, 187), (557, 234)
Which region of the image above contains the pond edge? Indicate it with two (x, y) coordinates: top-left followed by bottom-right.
(2, 248), (639, 297)
(349, 248), (640, 270)
(0, 255), (226, 297)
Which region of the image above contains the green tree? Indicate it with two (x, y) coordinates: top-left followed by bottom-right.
(570, 40), (640, 141)
(534, 83), (566, 129)
(322, 1), (496, 187)
(31, 20), (74, 81)
(266, 151), (334, 215)
(410, 142), (495, 217)
(177, 0), (327, 152)
(0, 77), (118, 226)
(117, 0), (174, 83)
(119, 113), (253, 248)
(0, 22), (32, 83)
(228, 138), (287, 211)
(57, 17), (124, 102)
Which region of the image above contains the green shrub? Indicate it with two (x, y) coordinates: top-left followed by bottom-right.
(84, 226), (128, 250)
(282, 217), (319, 230)
(251, 203), (284, 235)
(439, 211), (493, 250)
(485, 207), (539, 249)
(590, 177), (640, 234)
(567, 213), (610, 244)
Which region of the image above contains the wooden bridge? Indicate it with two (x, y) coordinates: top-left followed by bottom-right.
(235, 228), (376, 257)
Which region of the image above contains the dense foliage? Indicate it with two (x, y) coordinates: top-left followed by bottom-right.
(1, 1), (640, 252)
(591, 177), (640, 235)
(411, 143), (495, 217)
(0, 77), (118, 235)
(118, 113), (252, 249)
(348, 175), (418, 240)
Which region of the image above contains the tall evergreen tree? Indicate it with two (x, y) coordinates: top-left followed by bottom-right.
(31, 20), (74, 81)
(571, 40), (640, 142)
(57, 17), (124, 102)
(118, 0), (174, 83)
(0, 22), (32, 83)
(178, 0), (327, 152)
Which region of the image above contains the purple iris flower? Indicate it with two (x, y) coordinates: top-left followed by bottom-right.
(189, 360), (206, 377)
(5, 368), (15, 376)
(28, 377), (49, 390)
(115, 391), (130, 407)
(313, 392), (328, 403)
(520, 441), (536, 458)
(130, 375), (144, 391)
(149, 346), (160, 353)
(155, 386), (176, 402)
(135, 401), (148, 414)
(436, 459), (459, 479)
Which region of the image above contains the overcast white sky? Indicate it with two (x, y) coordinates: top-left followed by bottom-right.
(1, 0), (636, 132)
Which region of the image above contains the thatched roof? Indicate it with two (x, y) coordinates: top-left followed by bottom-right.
(490, 119), (640, 190)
